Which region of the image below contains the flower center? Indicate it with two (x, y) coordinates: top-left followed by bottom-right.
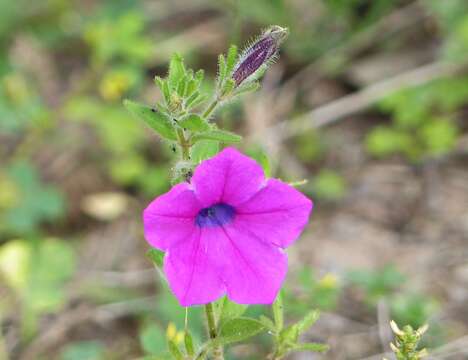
(195, 203), (235, 228)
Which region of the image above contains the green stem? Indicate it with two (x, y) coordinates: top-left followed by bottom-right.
(204, 303), (224, 360)
(202, 98), (219, 119)
(177, 128), (190, 160)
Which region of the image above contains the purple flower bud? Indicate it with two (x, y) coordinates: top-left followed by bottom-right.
(232, 26), (288, 87)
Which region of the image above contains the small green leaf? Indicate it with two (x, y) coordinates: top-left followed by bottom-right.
(296, 310), (320, 334)
(292, 342), (329, 353)
(140, 324), (166, 355)
(185, 79), (197, 98)
(191, 140), (219, 163)
(61, 341), (105, 360)
(222, 78), (236, 96)
(195, 69), (204, 85)
(217, 318), (265, 345)
(226, 45), (238, 73)
(217, 54), (227, 84)
(192, 129), (241, 144)
(247, 148), (271, 177)
(168, 53), (186, 89)
(279, 324), (299, 346)
(259, 315), (276, 332)
(272, 291), (284, 332)
(176, 76), (187, 97)
(234, 81), (260, 96)
(185, 92), (207, 109)
(146, 248), (165, 268)
(124, 100), (177, 141)
(155, 77), (171, 104)
(219, 297), (248, 325)
(167, 339), (183, 360)
(184, 331), (195, 357)
(179, 114), (210, 132)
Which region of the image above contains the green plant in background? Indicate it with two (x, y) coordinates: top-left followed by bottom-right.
(0, 238), (76, 339)
(63, 6), (174, 196)
(366, 77), (466, 161)
(391, 293), (439, 331)
(0, 71), (50, 133)
(348, 265), (406, 305)
(348, 265), (440, 346)
(366, 0), (468, 162)
(386, 321), (429, 360)
(285, 267), (341, 315)
(311, 169), (347, 201)
(60, 341), (106, 360)
(0, 161), (64, 237)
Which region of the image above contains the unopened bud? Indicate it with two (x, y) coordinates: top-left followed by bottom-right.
(232, 25), (288, 86)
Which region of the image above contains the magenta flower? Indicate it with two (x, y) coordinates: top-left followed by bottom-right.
(143, 148), (313, 306)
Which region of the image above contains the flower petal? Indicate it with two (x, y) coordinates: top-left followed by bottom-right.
(164, 227), (225, 306)
(191, 147), (265, 207)
(143, 183), (201, 250)
(204, 224), (287, 304)
(235, 179), (312, 248)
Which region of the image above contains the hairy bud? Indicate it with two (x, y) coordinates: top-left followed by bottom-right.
(232, 25), (288, 86)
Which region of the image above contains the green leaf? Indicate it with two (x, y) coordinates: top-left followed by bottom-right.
(167, 339), (183, 360)
(312, 169), (346, 201)
(226, 45), (238, 73)
(292, 342), (329, 353)
(168, 53), (186, 89)
(191, 140), (219, 163)
(259, 315), (276, 332)
(272, 291), (284, 332)
(176, 76), (187, 97)
(296, 310), (320, 334)
(217, 318), (265, 345)
(192, 129), (241, 144)
(140, 324), (166, 355)
(366, 126), (412, 158)
(217, 54), (227, 84)
(184, 331), (195, 357)
(3, 161), (65, 234)
(61, 341), (105, 360)
(146, 248), (165, 268)
(179, 114), (210, 132)
(154, 76), (171, 104)
(124, 99), (177, 141)
(234, 81), (260, 96)
(222, 78), (236, 96)
(247, 148), (271, 177)
(419, 118), (458, 156)
(219, 297), (248, 325)
(185, 79), (197, 98)
(195, 69), (204, 86)
(279, 324), (299, 345)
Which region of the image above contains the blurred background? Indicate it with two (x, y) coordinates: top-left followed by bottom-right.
(1, 0), (468, 359)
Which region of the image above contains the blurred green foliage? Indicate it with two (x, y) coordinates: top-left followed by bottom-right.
(348, 266), (439, 331)
(0, 238), (76, 338)
(60, 341), (106, 360)
(367, 77), (467, 161)
(285, 267), (341, 315)
(311, 169), (347, 201)
(0, 161), (64, 236)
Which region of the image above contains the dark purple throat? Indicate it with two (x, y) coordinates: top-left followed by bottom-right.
(195, 203), (235, 228)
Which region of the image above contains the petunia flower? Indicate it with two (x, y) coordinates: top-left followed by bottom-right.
(143, 147), (313, 306)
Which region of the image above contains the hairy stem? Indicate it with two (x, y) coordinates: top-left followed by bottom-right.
(177, 128), (191, 160)
(204, 303), (224, 360)
(202, 98), (219, 119)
